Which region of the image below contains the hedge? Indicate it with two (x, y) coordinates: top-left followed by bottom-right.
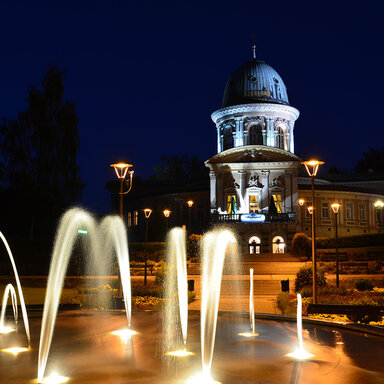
(316, 234), (384, 249)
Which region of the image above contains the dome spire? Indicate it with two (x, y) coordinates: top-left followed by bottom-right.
(252, 44), (256, 59)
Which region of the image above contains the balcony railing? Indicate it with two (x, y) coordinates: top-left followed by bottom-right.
(211, 212), (296, 223)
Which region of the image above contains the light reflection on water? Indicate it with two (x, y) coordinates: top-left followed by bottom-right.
(0, 311), (383, 384)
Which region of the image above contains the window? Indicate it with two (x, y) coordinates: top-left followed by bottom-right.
(275, 127), (284, 149)
(249, 236), (261, 254)
(272, 194), (283, 213)
(227, 195), (238, 214)
(223, 127), (234, 150)
(272, 236), (285, 254)
(128, 212), (132, 227)
(346, 203), (353, 220)
(359, 203), (366, 220)
(249, 195), (259, 213)
(134, 210), (138, 226)
(321, 203), (330, 218)
(248, 124), (263, 145)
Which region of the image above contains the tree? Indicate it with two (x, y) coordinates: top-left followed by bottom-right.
(150, 155), (208, 180)
(0, 64), (84, 239)
(354, 147), (384, 173)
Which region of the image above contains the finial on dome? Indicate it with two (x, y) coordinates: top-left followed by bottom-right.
(252, 44), (256, 59)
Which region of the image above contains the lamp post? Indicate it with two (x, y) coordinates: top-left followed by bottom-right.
(331, 203), (342, 288)
(143, 208), (152, 286)
(374, 200), (384, 234)
(187, 200), (194, 238)
(163, 209), (171, 233)
(302, 159), (324, 304)
(110, 162), (134, 218)
(298, 198), (305, 232)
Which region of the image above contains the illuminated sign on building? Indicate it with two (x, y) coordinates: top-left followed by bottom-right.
(240, 213), (266, 223)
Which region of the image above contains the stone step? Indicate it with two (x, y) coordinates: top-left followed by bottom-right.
(187, 261), (306, 276)
(220, 280), (284, 295)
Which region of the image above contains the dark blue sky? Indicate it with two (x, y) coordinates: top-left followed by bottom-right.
(1, 1), (383, 213)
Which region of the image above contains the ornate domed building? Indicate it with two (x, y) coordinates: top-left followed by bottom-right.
(205, 48), (384, 255)
(205, 49), (301, 253)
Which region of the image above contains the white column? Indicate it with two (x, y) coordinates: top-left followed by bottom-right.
(217, 125), (221, 153)
(209, 171), (217, 212)
(238, 171), (246, 213)
(288, 120), (295, 153)
(284, 170), (292, 212)
(261, 170), (270, 213)
(266, 117), (274, 146)
(239, 117), (244, 146)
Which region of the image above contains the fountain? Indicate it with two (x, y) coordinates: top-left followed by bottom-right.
(0, 216), (383, 383)
(0, 283), (18, 333)
(37, 208), (134, 384)
(164, 227), (192, 357)
(186, 230), (238, 384)
(287, 293), (314, 360)
(238, 268), (259, 338)
(0, 231), (31, 344)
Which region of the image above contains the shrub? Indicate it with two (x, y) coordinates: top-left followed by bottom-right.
(294, 265), (326, 292)
(291, 233), (311, 257)
(368, 261), (384, 274)
(276, 292), (297, 316)
(187, 234), (203, 260)
(355, 278), (374, 291)
(154, 260), (168, 287)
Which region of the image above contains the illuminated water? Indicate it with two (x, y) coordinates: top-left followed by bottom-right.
(287, 293), (314, 360)
(37, 208), (133, 383)
(0, 231), (30, 344)
(164, 227), (189, 354)
(199, 230), (237, 381)
(0, 284), (18, 333)
(249, 268), (255, 334)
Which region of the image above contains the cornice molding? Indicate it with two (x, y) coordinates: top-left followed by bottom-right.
(211, 103), (300, 124)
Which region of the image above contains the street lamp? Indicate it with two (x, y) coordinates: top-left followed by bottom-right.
(302, 159), (324, 304)
(186, 200), (194, 238)
(298, 198), (305, 232)
(110, 162), (134, 218)
(331, 203), (342, 288)
(374, 200), (384, 234)
(163, 209), (171, 233)
(143, 208), (152, 286)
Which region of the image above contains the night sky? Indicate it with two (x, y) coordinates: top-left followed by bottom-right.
(0, 1), (383, 213)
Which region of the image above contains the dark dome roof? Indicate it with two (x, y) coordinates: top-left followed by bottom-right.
(221, 59), (289, 108)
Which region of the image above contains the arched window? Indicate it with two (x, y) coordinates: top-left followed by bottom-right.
(249, 236), (261, 254)
(223, 127), (234, 150)
(272, 236), (285, 254)
(248, 124), (263, 145)
(275, 127), (284, 149)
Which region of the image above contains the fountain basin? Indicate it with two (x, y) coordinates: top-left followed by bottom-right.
(0, 310), (383, 383)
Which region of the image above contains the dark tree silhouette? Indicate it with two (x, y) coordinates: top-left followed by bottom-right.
(150, 155), (208, 180)
(0, 64), (84, 239)
(354, 147), (384, 173)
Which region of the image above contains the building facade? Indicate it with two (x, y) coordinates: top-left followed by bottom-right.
(206, 54), (302, 254)
(205, 53), (384, 254)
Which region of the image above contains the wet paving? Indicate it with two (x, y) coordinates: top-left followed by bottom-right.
(0, 310), (384, 383)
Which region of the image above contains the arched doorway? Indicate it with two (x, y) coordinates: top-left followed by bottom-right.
(272, 236), (285, 253)
(249, 236), (261, 254)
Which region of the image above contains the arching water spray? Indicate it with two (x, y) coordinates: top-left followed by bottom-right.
(37, 209), (99, 383)
(164, 227), (191, 356)
(0, 231), (30, 343)
(287, 293), (314, 360)
(187, 230), (237, 384)
(0, 284), (18, 333)
(37, 209), (135, 383)
(99, 216), (132, 328)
